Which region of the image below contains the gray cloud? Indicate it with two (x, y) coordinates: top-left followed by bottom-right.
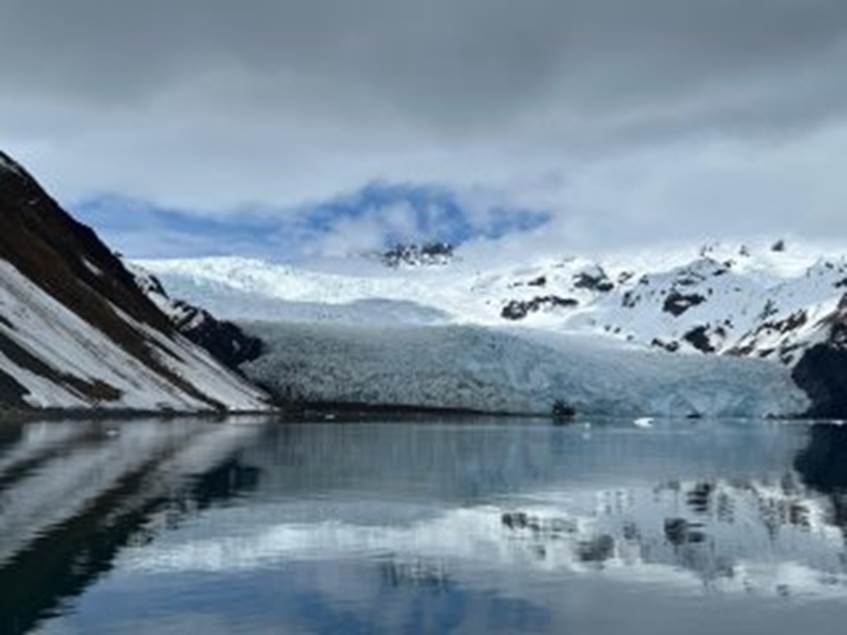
(4, 1), (846, 125)
(2, 0), (847, 253)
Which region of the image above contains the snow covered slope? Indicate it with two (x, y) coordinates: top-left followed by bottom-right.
(137, 240), (847, 364)
(0, 151), (269, 412)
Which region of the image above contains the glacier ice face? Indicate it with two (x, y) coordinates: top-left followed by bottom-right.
(242, 322), (808, 418)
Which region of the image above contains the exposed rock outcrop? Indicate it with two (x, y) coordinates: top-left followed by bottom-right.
(129, 266), (263, 371)
(380, 242), (455, 268)
(501, 296), (578, 320)
(790, 295), (847, 418)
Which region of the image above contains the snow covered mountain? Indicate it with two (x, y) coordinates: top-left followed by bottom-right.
(133, 243), (843, 346)
(0, 151), (269, 412)
(2, 148), (839, 419)
(136, 240), (847, 418)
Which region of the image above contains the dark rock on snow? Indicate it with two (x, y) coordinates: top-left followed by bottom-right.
(573, 267), (614, 292)
(381, 242), (454, 268)
(663, 291), (706, 317)
(501, 296), (578, 320)
(683, 326), (716, 353)
(651, 338), (680, 353)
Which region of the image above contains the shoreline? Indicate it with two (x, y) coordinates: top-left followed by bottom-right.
(0, 402), (828, 425)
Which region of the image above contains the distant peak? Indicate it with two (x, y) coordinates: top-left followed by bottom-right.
(377, 241), (456, 268)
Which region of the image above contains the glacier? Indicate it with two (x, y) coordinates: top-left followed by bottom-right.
(242, 322), (808, 418)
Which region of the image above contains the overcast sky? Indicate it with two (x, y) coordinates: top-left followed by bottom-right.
(2, 0), (846, 259)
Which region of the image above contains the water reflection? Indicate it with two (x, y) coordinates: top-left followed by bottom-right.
(0, 419), (263, 634)
(1, 418), (847, 634)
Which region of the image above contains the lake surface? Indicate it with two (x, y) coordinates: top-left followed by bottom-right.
(3, 416), (847, 634)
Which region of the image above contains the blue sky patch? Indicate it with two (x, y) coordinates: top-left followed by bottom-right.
(73, 183), (551, 261)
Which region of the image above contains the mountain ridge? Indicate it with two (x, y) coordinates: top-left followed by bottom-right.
(136, 245), (847, 362)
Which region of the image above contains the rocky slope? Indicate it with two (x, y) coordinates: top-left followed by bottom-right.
(0, 151), (269, 412)
(127, 263), (264, 371)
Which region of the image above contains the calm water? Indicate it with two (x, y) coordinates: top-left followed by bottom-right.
(2, 417), (847, 634)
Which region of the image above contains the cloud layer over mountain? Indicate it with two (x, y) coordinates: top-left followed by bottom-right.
(3, 0), (847, 255)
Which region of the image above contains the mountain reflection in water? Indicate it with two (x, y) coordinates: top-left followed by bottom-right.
(1, 417), (847, 634)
